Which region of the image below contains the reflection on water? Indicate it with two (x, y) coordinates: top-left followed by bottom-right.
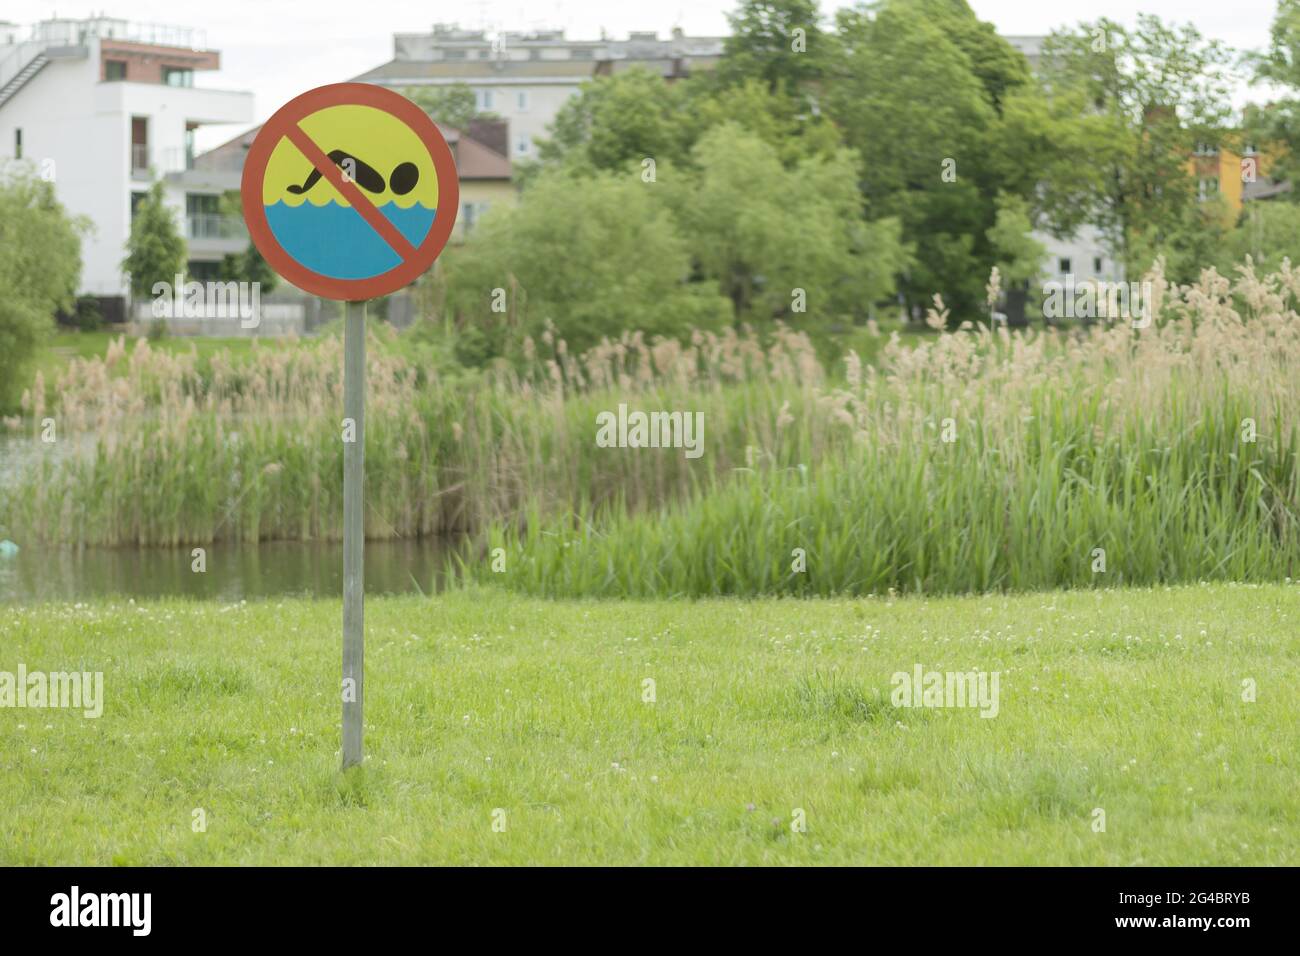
(0, 538), (462, 603)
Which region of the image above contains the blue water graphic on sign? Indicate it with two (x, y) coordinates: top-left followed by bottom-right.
(265, 201), (436, 279)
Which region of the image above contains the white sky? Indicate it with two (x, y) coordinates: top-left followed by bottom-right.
(5, 0), (1284, 149)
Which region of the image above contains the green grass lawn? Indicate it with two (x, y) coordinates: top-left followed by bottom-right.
(1, 583), (1296, 865)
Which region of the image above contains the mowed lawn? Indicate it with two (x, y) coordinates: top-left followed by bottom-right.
(1, 583), (1296, 865)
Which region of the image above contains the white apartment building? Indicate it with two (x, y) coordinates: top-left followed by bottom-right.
(354, 25), (724, 161)
(0, 16), (253, 318)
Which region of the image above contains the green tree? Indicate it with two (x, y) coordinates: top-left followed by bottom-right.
(715, 0), (828, 95)
(217, 190), (276, 291)
(536, 68), (692, 173)
(1125, 193), (1230, 284)
(0, 162), (87, 409)
(1248, 1), (1300, 189)
(825, 0), (1009, 318)
(663, 123), (905, 327)
(219, 244), (276, 291)
(437, 170), (730, 362)
(1040, 15), (1237, 273)
(402, 84), (482, 128)
(996, 84), (1122, 241)
(916, 0), (1031, 113)
(690, 78), (843, 166)
(1216, 200), (1300, 274)
(121, 180), (185, 300)
(986, 194), (1047, 286)
(537, 70), (841, 177)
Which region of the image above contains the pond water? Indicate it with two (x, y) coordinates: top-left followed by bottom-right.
(0, 538), (461, 604)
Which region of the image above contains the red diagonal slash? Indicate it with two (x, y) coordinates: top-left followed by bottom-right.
(283, 123), (417, 260)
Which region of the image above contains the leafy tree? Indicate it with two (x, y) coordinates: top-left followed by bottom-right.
(662, 123), (905, 326)
(1215, 200), (1300, 274)
(825, 0), (1007, 318)
(217, 190), (276, 291)
(715, 0), (828, 95)
(536, 68), (693, 173)
(121, 179), (185, 300)
(1128, 195), (1231, 286)
(690, 78), (843, 166)
(219, 244), (276, 291)
(437, 170), (730, 361)
(915, 0), (1031, 113)
(986, 194), (1047, 286)
(1248, 1), (1300, 190)
(1039, 15), (1237, 273)
(996, 84), (1123, 241)
(0, 162), (87, 409)
(538, 70), (840, 177)
(401, 84), (482, 128)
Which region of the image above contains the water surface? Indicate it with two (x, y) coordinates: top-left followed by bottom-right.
(0, 538), (460, 604)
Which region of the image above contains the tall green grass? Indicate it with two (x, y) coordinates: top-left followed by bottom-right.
(467, 388), (1298, 596)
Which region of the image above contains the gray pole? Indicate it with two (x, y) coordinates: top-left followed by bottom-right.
(342, 298), (365, 768)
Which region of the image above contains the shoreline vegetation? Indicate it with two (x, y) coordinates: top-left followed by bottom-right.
(2, 260), (1298, 597)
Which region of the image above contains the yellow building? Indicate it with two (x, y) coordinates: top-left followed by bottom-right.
(437, 123), (515, 242)
(1190, 136), (1272, 225)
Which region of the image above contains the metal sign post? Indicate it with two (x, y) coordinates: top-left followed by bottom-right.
(240, 83), (459, 771)
(342, 298), (366, 768)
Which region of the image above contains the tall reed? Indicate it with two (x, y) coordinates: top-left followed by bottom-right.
(461, 260), (1300, 596)
(1, 324), (830, 545)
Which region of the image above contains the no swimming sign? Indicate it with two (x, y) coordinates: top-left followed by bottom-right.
(241, 82), (459, 301)
(240, 83), (460, 768)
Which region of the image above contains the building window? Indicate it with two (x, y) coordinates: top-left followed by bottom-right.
(461, 200), (490, 234)
(130, 191), (147, 220)
(13, 128), (21, 160)
(516, 90), (529, 111)
(131, 116), (149, 175)
(475, 89), (495, 112)
(1093, 256), (1102, 274)
(186, 193), (220, 216)
(1198, 177), (1219, 202)
(163, 67), (194, 88)
(1194, 142), (1219, 157)
(515, 136), (530, 155)
(570, 48), (594, 59)
(186, 193), (223, 239)
(444, 49), (467, 60)
(187, 260), (222, 282)
(1058, 257), (1071, 275)
(105, 59), (127, 81)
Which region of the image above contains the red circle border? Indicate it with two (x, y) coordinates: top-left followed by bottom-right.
(241, 82), (460, 302)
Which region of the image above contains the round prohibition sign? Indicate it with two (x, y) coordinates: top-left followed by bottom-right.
(241, 82), (459, 301)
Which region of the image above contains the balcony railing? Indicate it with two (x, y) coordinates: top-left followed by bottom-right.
(186, 214), (247, 241)
(131, 144), (150, 176)
(131, 146), (197, 176)
(8, 18), (207, 51)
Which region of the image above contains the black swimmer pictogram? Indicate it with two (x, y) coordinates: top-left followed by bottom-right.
(288, 150), (420, 196)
